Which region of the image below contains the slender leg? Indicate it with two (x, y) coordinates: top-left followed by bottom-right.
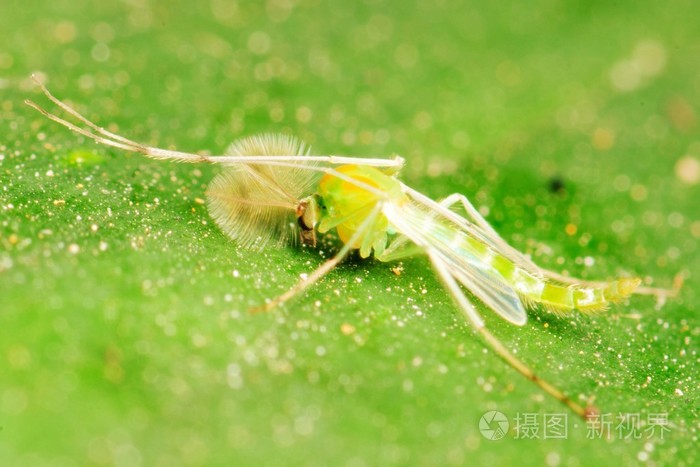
(438, 193), (505, 241)
(29, 74), (153, 147)
(27, 97), (398, 202)
(26, 99), (398, 202)
(26, 76), (404, 169)
(426, 248), (591, 420)
(252, 204), (383, 313)
(375, 240), (424, 263)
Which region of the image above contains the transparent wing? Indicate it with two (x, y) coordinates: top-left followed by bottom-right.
(383, 202), (527, 325)
(434, 244), (527, 325)
(402, 184), (544, 276)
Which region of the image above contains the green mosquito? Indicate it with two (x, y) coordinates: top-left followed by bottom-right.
(26, 76), (677, 420)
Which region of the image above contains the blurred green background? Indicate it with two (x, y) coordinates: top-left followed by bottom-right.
(1, 0), (698, 465)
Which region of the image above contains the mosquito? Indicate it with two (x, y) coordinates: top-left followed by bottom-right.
(25, 75), (678, 420)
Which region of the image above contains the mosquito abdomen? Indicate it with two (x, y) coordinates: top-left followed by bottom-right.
(507, 261), (640, 313)
(442, 226), (641, 314)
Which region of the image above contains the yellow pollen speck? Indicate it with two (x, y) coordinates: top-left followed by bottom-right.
(592, 128), (615, 151)
(691, 221), (700, 238)
(565, 224), (577, 236)
(675, 156), (700, 185)
(630, 184), (648, 201)
(296, 106), (313, 123)
(340, 323), (356, 335)
(53, 21), (77, 43)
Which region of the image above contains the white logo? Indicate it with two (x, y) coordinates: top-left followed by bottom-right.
(479, 411), (509, 440)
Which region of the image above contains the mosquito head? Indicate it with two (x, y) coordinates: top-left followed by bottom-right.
(296, 195), (322, 247)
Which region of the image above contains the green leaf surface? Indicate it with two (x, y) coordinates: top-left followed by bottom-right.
(1, 0), (698, 465)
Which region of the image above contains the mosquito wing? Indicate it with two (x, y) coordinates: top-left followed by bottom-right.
(434, 244), (527, 325)
(402, 185), (544, 276)
(383, 202), (527, 325)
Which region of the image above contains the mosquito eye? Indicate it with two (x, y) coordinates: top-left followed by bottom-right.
(297, 216), (313, 231)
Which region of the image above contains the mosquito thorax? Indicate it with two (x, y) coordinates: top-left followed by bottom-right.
(296, 195), (322, 246)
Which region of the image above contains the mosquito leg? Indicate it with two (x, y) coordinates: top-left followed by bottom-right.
(426, 249), (591, 420)
(26, 98), (394, 202)
(27, 76), (217, 163)
(24, 98), (404, 190)
(252, 204), (383, 313)
(635, 272), (684, 299)
(29, 74), (152, 148)
(438, 193), (493, 226)
(25, 97), (214, 162)
(26, 96), (402, 196)
(28, 76), (405, 169)
(375, 240), (424, 262)
(477, 323), (594, 420)
(437, 193), (510, 246)
(26, 96), (401, 189)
